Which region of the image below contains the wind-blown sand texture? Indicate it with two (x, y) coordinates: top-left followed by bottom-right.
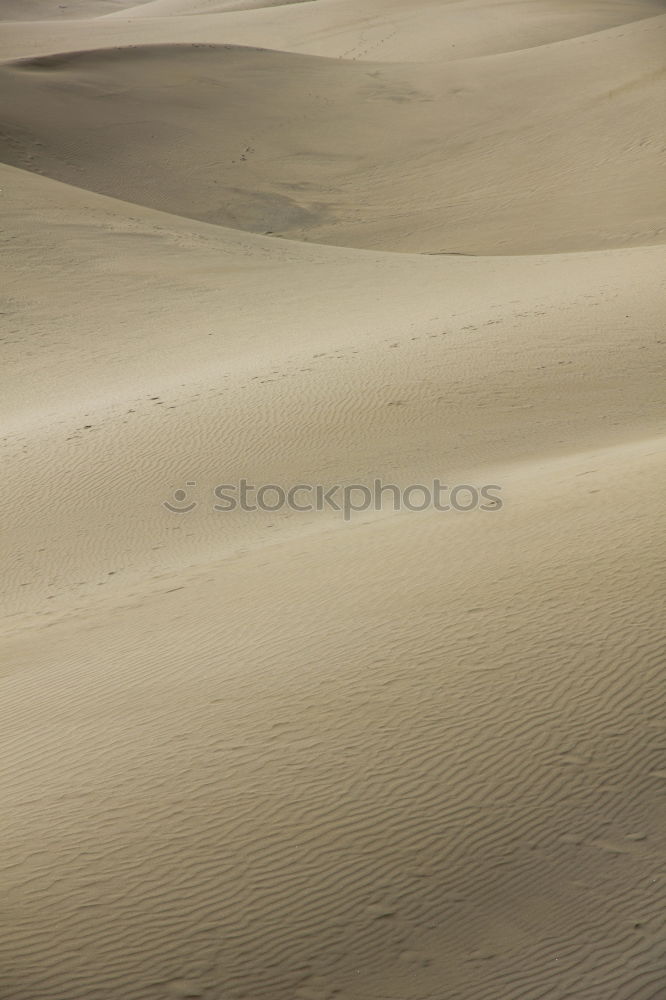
(1, 2), (665, 999)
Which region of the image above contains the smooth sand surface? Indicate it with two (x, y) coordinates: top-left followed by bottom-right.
(1, 16), (665, 251)
(1, 2), (665, 999)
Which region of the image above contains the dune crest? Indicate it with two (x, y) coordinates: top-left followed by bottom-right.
(1, 15), (665, 252)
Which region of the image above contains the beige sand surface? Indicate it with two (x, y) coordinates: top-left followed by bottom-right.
(0, 0), (153, 19)
(1, 16), (665, 252)
(1, 2), (665, 999)
(2, 0), (665, 62)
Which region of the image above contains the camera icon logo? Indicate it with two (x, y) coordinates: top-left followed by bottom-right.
(163, 482), (198, 514)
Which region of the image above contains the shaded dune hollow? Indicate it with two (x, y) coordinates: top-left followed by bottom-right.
(0, 13), (664, 252)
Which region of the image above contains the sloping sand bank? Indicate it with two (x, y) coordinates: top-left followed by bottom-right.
(1, 2), (665, 999)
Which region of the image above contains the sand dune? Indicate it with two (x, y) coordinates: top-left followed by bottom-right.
(0, 0), (154, 20)
(1, 16), (665, 252)
(1, 2), (665, 999)
(2, 161), (665, 624)
(108, 0), (321, 15)
(2, 0), (665, 62)
(100, 0), (666, 61)
(3, 436), (665, 1000)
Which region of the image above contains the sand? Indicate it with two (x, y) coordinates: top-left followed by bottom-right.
(1, 2), (665, 999)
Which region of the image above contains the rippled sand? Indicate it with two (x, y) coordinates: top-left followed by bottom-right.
(1, 2), (665, 999)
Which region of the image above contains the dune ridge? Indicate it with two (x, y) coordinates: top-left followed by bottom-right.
(1, 14), (665, 252)
(1, 2), (665, 1000)
(2, 0), (666, 61)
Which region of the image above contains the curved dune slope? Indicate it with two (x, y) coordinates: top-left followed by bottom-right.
(1, 16), (665, 253)
(1, 155), (666, 1000)
(101, 0), (666, 62)
(111, 0), (322, 15)
(2, 163), (666, 623)
(2, 438), (665, 1000)
(1, 0), (665, 62)
(1, 2), (666, 1000)
(0, 0), (155, 20)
